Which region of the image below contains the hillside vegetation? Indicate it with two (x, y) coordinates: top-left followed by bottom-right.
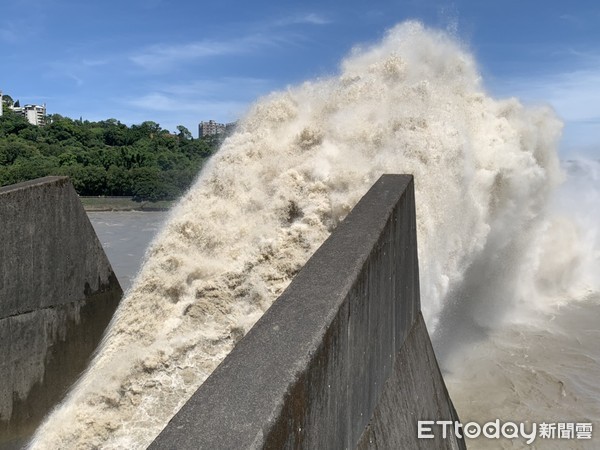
(0, 107), (220, 201)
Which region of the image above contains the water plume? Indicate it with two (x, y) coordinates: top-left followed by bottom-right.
(31, 21), (567, 449)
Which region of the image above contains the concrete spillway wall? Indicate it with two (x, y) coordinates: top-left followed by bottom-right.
(151, 175), (464, 449)
(0, 177), (122, 446)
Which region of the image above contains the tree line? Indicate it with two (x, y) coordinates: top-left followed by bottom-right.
(0, 102), (221, 201)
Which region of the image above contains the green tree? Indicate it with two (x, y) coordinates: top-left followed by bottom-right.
(59, 165), (107, 195)
(106, 165), (131, 195)
(5, 155), (58, 184)
(2, 94), (14, 106)
(0, 109), (31, 136)
(176, 125), (192, 140)
(130, 167), (167, 201)
(0, 108), (221, 198)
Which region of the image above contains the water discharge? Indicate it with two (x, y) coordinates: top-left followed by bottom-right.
(443, 159), (600, 449)
(30, 22), (598, 448)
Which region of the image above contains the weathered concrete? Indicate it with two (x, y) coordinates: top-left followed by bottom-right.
(0, 177), (122, 447)
(150, 174), (464, 449)
(356, 313), (463, 449)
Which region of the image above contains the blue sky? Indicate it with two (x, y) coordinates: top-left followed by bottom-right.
(2, 0), (599, 158)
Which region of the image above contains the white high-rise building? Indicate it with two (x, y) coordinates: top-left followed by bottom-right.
(9, 103), (47, 126)
(0, 90), (47, 125)
(22, 104), (47, 126)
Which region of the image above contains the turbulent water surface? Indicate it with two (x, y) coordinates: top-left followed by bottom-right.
(30, 22), (599, 449)
(443, 159), (600, 449)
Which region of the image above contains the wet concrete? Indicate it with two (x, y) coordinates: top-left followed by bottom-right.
(0, 177), (122, 446)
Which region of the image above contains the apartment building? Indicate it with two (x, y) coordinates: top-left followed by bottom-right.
(13, 104), (47, 126)
(198, 120), (237, 138)
(0, 90), (47, 125)
(198, 120), (225, 137)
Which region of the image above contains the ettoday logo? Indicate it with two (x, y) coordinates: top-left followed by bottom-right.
(418, 420), (593, 444)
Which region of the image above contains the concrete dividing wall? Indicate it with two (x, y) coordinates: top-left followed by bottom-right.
(0, 177), (122, 447)
(151, 174), (465, 449)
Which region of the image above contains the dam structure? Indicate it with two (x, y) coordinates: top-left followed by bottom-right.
(1, 175), (463, 448)
(151, 175), (464, 449)
(0, 177), (122, 447)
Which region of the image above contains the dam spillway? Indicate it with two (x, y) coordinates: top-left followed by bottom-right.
(0, 175), (464, 448)
(25, 21), (563, 449)
(150, 174), (464, 449)
(0, 177), (122, 447)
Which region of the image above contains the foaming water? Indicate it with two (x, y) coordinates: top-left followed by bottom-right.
(30, 22), (588, 448)
(443, 161), (600, 449)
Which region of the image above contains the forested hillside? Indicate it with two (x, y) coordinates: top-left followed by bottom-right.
(0, 108), (220, 201)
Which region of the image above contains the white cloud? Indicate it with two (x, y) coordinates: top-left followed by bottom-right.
(558, 14), (582, 25)
(159, 78), (272, 98)
(46, 59), (109, 86)
(130, 35), (278, 71)
(127, 93), (179, 111)
(66, 73), (84, 86)
(122, 76), (277, 132)
(128, 11), (331, 72)
(82, 58), (110, 67)
(493, 67), (600, 123)
(126, 77), (273, 112)
(494, 66), (600, 157)
(302, 13), (332, 25)
(128, 93), (245, 116)
(274, 13), (332, 27)
(120, 94), (249, 135)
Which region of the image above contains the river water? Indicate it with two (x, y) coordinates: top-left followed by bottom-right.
(0, 212), (168, 450)
(87, 211), (169, 293)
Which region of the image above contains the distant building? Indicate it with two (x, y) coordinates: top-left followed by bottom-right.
(199, 120), (224, 137)
(12, 103), (47, 126)
(0, 89), (47, 125)
(198, 120), (237, 138)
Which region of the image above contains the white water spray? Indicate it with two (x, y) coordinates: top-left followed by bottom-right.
(31, 21), (575, 449)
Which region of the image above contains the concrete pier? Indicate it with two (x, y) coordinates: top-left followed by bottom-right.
(0, 177), (122, 447)
(151, 175), (464, 449)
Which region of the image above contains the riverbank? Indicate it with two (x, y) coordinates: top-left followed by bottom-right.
(80, 196), (174, 212)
